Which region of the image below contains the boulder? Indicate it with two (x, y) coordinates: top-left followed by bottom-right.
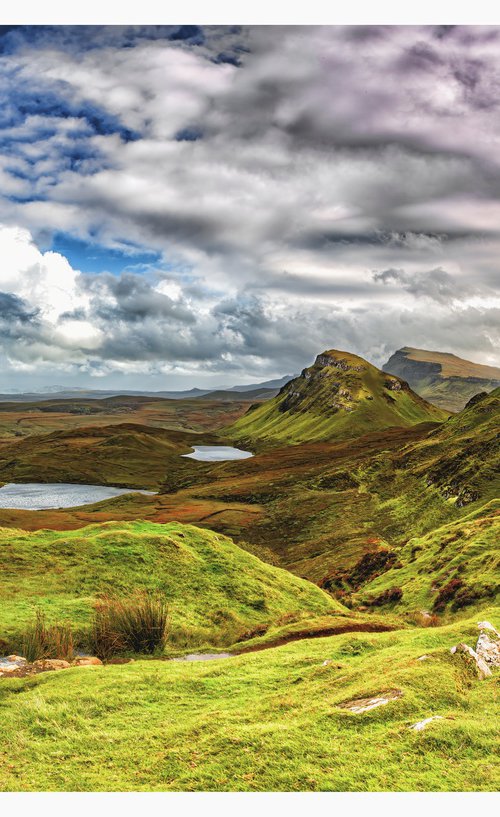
(450, 643), (491, 680)
(32, 659), (71, 671)
(476, 623), (500, 668)
(7, 655), (26, 664)
(72, 656), (103, 667)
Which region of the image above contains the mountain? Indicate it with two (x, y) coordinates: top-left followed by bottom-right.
(227, 375), (296, 392)
(227, 349), (448, 444)
(0, 423), (198, 490)
(383, 347), (500, 412)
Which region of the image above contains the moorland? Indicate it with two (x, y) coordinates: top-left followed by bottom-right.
(0, 347), (498, 792)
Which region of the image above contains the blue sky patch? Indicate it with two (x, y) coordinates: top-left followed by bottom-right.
(51, 233), (163, 275)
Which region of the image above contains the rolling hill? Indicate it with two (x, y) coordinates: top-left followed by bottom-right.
(227, 349), (448, 444)
(0, 520), (341, 649)
(0, 423), (199, 490)
(383, 347), (500, 412)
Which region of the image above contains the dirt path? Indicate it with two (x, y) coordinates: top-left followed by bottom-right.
(233, 621), (396, 654)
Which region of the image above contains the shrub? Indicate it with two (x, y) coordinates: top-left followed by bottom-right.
(365, 586), (403, 607)
(90, 592), (170, 659)
(21, 609), (74, 662)
(411, 611), (440, 627)
(451, 582), (497, 611)
(433, 578), (463, 612)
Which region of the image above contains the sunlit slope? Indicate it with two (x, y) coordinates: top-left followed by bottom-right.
(1, 610), (498, 791)
(0, 520), (341, 645)
(227, 350), (448, 444)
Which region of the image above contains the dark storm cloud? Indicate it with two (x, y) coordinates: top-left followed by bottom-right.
(0, 291), (39, 323)
(82, 272), (196, 325)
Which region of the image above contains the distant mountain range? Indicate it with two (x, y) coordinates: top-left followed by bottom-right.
(0, 374), (296, 404)
(383, 347), (500, 412)
(2, 347), (499, 413)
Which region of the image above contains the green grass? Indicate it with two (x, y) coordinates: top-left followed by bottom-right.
(1, 609), (498, 791)
(227, 349), (447, 445)
(0, 520), (341, 650)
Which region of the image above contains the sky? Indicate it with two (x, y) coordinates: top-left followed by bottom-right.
(0, 24), (499, 391)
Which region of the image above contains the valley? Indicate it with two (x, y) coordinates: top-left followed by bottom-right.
(0, 347), (498, 792)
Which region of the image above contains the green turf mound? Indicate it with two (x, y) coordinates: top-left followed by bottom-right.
(0, 520), (341, 648)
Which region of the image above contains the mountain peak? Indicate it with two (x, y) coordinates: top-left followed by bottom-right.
(228, 347), (447, 444)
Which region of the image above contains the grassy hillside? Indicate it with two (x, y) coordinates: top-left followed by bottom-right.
(227, 349), (447, 445)
(0, 520), (341, 649)
(1, 609), (498, 791)
(0, 423), (199, 490)
(383, 347), (500, 412)
(357, 501), (499, 613)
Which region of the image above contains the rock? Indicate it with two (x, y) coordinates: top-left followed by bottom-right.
(475, 631), (500, 668)
(417, 655), (429, 661)
(32, 659), (71, 671)
(0, 664), (20, 674)
(477, 621), (500, 637)
(338, 689), (402, 714)
(322, 660), (332, 666)
(72, 656), (103, 667)
(7, 654), (26, 664)
(450, 643), (491, 679)
(409, 716), (444, 732)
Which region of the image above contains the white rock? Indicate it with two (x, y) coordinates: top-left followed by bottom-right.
(339, 689), (402, 713)
(409, 716), (444, 732)
(476, 632), (500, 668)
(451, 642), (491, 679)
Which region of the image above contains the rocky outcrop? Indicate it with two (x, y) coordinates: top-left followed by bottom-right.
(475, 621), (500, 667)
(450, 643), (491, 680)
(0, 655), (104, 678)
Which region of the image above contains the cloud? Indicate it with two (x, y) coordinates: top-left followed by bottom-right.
(0, 26), (499, 387)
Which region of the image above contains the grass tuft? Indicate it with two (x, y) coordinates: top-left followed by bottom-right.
(90, 592), (170, 659)
(20, 608), (74, 662)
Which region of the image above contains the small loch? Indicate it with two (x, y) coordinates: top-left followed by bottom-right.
(0, 482), (155, 510)
(182, 445), (253, 462)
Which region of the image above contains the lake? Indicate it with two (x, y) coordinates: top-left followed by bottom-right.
(0, 482), (155, 510)
(181, 445), (253, 462)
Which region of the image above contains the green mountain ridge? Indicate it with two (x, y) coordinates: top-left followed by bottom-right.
(227, 349), (448, 444)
